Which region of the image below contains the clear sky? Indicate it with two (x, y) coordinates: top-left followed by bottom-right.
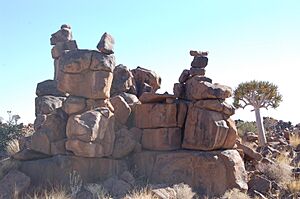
(0, 0), (299, 124)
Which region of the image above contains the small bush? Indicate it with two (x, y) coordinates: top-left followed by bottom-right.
(0, 123), (24, 152)
(235, 120), (257, 137)
(289, 134), (300, 148)
(221, 188), (251, 199)
(6, 139), (20, 156)
(173, 183), (196, 199)
(29, 186), (71, 199)
(287, 179), (300, 194)
(124, 186), (158, 199)
(257, 159), (293, 187)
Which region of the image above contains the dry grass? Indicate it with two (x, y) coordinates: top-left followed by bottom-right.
(173, 183), (196, 199)
(28, 186), (71, 199)
(84, 183), (112, 199)
(287, 179), (300, 194)
(289, 134), (300, 148)
(257, 153), (293, 187)
(5, 139), (20, 156)
(221, 188), (251, 199)
(124, 186), (159, 199)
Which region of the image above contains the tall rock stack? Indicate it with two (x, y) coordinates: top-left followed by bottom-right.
(175, 50), (238, 150)
(132, 51), (246, 196)
(13, 26), (247, 198)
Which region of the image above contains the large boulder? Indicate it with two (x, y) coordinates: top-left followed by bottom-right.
(56, 50), (115, 99)
(35, 95), (65, 115)
(0, 170), (30, 199)
(194, 99), (235, 117)
(110, 95), (131, 125)
(19, 155), (127, 186)
(185, 76), (232, 100)
(66, 108), (115, 157)
(62, 95), (86, 115)
(142, 128), (181, 151)
(112, 127), (136, 159)
(182, 104), (237, 151)
(31, 111), (67, 155)
(134, 102), (187, 129)
(51, 40), (78, 59)
(131, 67), (161, 97)
(132, 150), (247, 197)
(111, 64), (136, 96)
(36, 79), (65, 97)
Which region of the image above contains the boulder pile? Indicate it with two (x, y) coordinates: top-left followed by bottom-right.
(8, 24), (248, 198)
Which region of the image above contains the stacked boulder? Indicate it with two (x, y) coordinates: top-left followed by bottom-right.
(174, 50), (237, 150)
(132, 51), (245, 196)
(13, 25), (247, 198)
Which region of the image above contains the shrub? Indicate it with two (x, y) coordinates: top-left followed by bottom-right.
(289, 134), (300, 148)
(235, 120), (257, 137)
(0, 122), (24, 152)
(5, 139), (20, 156)
(173, 183), (196, 199)
(221, 188), (251, 199)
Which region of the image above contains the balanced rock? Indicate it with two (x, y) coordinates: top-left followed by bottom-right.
(111, 64), (136, 96)
(190, 50), (209, 68)
(50, 24), (73, 45)
(66, 108), (115, 157)
(142, 128), (181, 151)
(36, 80), (65, 97)
(131, 66), (161, 97)
(132, 150), (247, 196)
(97, 32), (115, 55)
(182, 104), (237, 151)
(189, 67), (205, 76)
(56, 50), (115, 99)
(134, 102), (187, 129)
(51, 40), (78, 59)
(185, 76), (232, 100)
(178, 69), (190, 83)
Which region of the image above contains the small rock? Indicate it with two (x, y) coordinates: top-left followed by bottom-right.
(178, 69), (190, 83)
(97, 32), (115, 55)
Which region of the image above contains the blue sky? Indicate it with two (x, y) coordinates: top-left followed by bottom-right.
(1, 1), (300, 124)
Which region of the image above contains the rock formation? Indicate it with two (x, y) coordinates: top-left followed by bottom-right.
(12, 25), (247, 198)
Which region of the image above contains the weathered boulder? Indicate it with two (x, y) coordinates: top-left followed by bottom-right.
(142, 128), (181, 151)
(194, 99), (235, 117)
(248, 175), (271, 195)
(13, 149), (50, 161)
(111, 64), (136, 96)
(134, 102), (187, 129)
(31, 111), (67, 155)
(51, 40), (78, 59)
(182, 104), (237, 150)
(131, 66), (161, 97)
(0, 170), (30, 199)
(189, 67), (205, 76)
(112, 128), (136, 159)
(35, 95), (65, 115)
(236, 142), (263, 161)
(19, 155), (127, 186)
(62, 96), (86, 115)
(110, 96), (131, 125)
(97, 32), (115, 55)
(36, 79), (65, 97)
(56, 50), (115, 99)
(191, 56), (208, 68)
(179, 69), (190, 83)
(173, 83), (185, 99)
(50, 24), (73, 45)
(66, 108), (115, 157)
(132, 150), (247, 196)
(185, 76), (232, 100)
(139, 92), (176, 104)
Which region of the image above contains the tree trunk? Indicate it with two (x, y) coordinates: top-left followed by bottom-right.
(254, 108), (267, 146)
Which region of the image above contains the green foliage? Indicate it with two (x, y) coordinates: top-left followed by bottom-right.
(235, 120), (257, 137)
(233, 80), (282, 110)
(0, 122), (24, 152)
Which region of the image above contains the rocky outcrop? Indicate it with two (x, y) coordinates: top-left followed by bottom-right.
(132, 150), (247, 196)
(15, 26), (247, 198)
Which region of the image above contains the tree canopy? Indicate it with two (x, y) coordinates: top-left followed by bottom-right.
(233, 80), (282, 110)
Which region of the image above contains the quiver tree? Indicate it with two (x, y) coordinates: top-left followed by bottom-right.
(233, 80), (282, 146)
